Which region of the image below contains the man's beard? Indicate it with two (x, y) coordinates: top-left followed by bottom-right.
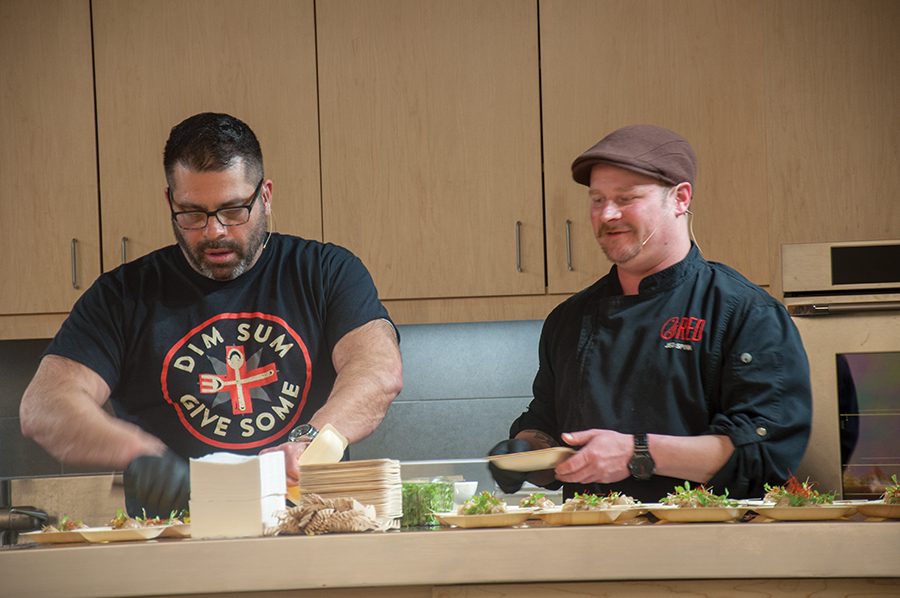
(173, 218), (269, 281)
(598, 227), (642, 265)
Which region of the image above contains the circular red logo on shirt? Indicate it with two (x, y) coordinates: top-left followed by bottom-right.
(161, 312), (311, 450)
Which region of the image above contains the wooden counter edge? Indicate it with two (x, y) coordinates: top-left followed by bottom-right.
(2, 520), (898, 598)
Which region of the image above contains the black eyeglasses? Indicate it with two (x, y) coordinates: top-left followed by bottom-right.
(168, 178), (264, 230)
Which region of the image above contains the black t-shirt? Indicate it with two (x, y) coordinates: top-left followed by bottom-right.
(46, 233), (392, 458)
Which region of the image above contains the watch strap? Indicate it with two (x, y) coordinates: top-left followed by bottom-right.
(633, 433), (649, 451)
(628, 433), (655, 480)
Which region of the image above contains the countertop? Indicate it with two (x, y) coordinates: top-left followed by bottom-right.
(1, 516), (898, 598)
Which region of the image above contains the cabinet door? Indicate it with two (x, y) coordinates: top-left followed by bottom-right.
(0, 0), (99, 315)
(317, 0), (544, 300)
(765, 0), (900, 297)
(540, 0), (769, 294)
(92, 0), (321, 270)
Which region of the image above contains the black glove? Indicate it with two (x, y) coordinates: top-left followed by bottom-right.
(123, 450), (190, 518)
(487, 438), (533, 494)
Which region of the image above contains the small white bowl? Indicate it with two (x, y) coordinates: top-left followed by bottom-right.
(453, 481), (478, 505)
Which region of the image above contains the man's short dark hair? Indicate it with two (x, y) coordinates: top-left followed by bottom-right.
(163, 113), (263, 186)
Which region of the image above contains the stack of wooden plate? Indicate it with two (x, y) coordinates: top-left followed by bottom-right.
(299, 459), (402, 527)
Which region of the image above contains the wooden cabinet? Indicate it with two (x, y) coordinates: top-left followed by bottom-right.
(0, 0), (99, 338)
(92, 0), (321, 269)
(764, 0), (900, 297)
(540, 0), (770, 294)
(316, 0), (545, 300)
(2, 0), (897, 336)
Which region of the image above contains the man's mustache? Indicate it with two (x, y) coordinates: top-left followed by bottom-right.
(197, 240), (240, 253)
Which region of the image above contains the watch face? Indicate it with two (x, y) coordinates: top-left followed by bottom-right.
(629, 453), (655, 480)
(289, 424), (317, 442)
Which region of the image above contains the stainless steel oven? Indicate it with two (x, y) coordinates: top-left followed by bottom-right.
(783, 239), (900, 499)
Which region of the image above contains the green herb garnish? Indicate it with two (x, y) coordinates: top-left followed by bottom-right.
(520, 492), (547, 508)
(459, 491), (506, 515)
(660, 481), (737, 507)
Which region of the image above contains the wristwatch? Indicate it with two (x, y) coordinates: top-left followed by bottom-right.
(628, 433), (655, 480)
(288, 423), (319, 443)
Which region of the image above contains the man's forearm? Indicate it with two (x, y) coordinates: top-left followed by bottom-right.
(22, 391), (164, 467)
(310, 319), (403, 443)
(650, 433), (734, 484)
(310, 364), (401, 443)
(20, 356), (165, 468)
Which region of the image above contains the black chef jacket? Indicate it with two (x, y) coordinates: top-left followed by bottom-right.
(511, 244), (812, 502)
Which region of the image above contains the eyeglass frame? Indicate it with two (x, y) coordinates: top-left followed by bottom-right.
(167, 177), (265, 230)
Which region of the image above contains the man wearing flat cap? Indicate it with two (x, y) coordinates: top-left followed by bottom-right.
(489, 124), (812, 502)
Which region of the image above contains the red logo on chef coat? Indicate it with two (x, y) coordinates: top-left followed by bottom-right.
(161, 313), (312, 450)
(659, 316), (706, 342)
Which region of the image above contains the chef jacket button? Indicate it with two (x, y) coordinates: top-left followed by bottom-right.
(756, 427), (767, 437)
(740, 352), (753, 364)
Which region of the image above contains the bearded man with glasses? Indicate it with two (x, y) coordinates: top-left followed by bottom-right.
(20, 113), (403, 518)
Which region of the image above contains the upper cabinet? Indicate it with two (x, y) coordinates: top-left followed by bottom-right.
(92, 0), (322, 270)
(764, 0), (900, 297)
(316, 0), (545, 300)
(2, 0), (898, 337)
(540, 0), (770, 294)
(0, 0), (99, 317)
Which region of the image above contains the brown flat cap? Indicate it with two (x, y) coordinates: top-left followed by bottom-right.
(571, 124), (696, 187)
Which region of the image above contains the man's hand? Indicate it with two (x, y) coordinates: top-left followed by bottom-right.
(260, 441), (309, 487)
(123, 450), (190, 517)
(487, 438), (533, 494)
(554, 429), (632, 484)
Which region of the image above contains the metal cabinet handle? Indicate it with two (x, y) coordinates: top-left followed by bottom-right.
(70, 238), (79, 289)
(565, 219), (574, 271)
(515, 221), (522, 273)
(121, 237), (128, 264)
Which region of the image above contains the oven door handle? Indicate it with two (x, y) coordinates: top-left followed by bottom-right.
(788, 301), (900, 316)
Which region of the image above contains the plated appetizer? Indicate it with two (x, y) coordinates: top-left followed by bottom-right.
(109, 508), (188, 529)
(650, 483), (747, 522)
(660, 482), (737, 508)
(763, 475), (835, 506)
(562, 491), (637, 511)
(457, 491), (507, 515)
(880, 474), (900, 504)
(436, 492), (531, 528)
(25, 509), (191, 544)
(41, 515), (87, 533)
(519, 492), (555, 509)
(856, 476), (900, 519)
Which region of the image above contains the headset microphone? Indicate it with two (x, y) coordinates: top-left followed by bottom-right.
(263, 202), (273, 249)
(641, 223), (660, 248)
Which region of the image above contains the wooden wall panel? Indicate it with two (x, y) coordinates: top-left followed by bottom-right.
(93, 0), (321, 270)
(765, 0), (900, 296)
(541, 0), (770, 293)
(317, 0), (544, 300)
(0, 0), (99, 314)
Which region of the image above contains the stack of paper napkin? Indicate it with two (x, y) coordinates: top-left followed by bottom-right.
(189, 451), (286, 539)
